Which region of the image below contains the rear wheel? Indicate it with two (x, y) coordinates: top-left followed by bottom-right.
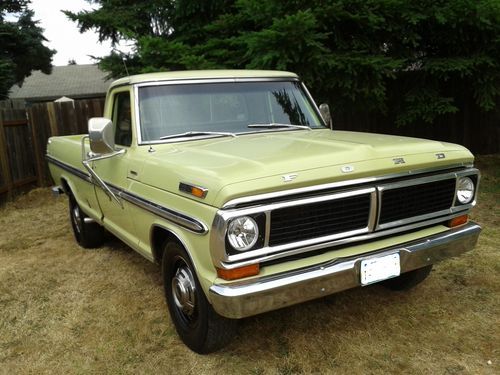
(381, 265), (433, 291)
(162, 241), (237, 354)
(69, 194), (105, 248)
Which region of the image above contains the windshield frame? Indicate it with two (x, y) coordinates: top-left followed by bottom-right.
(133, 77), (328, 145)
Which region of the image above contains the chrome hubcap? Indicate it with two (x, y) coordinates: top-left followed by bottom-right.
(72, 205), (82, 234)
(172, 264), (196, 317)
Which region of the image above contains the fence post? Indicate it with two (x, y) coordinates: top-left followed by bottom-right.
(26, 109), (44, 187)
(0, 112), (13, 197)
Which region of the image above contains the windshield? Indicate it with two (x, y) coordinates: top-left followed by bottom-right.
(138, 81), (325, 142)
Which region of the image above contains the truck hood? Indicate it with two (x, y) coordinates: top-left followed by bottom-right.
(137, 129), (473, 207)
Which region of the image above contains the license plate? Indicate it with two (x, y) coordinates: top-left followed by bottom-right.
(360, 253), (401, 285)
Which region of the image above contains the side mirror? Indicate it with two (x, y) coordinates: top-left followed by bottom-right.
(319, 103), (332, 129)
(88, 117), (115, 154)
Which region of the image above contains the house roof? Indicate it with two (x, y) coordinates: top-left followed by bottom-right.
(9, 64), (112, 102)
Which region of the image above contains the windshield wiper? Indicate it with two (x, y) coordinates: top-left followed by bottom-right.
(159, 131), (237, 140)
(247, 123), (311, 131)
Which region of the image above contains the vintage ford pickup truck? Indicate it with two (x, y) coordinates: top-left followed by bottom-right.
(46, 70), (481, 353)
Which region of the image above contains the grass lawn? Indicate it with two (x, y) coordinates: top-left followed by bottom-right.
(0, 155), (498, 374)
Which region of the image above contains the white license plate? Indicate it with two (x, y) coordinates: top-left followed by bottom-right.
(360, 253), (401, 285)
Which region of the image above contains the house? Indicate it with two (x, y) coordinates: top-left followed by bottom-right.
(8, 64), (112, 104)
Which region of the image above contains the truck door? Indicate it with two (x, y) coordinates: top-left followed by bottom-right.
(92, 88), (138, 247)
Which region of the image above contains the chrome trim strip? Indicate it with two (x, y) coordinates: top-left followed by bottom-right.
(115, 186), (208, 234)
(222, 163), (470, 209)
(264, 211), (271, 248)
(220, 187), (375, 218)
(46, 155), (208, 234)
(367, 190), (378, 231)
(46, 154), (91, 182)
(209, 222), (481, 319)
(135, 77), (299, 88)
(215, 211), (471, 269)
(300, 81), (329, 128)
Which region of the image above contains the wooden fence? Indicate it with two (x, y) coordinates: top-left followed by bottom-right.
(332, 96), (500, 155)
(0, 94), (499, 200)
(0, 108), (36, 196)
(0, 98), (105, 198)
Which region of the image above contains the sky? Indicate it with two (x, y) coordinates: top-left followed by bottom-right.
(29, 0), (131, 66)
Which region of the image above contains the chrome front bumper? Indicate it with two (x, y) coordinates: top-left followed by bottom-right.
(209, 222), (481, 319)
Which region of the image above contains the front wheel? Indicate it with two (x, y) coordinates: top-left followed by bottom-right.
(381, 265), (433, 291)
(69, 194), (105, 249)
(162, 241), (237, 354)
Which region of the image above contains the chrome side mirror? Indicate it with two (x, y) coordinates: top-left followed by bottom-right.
(88, 117), (115, 154)
(319, 103), (332, 129)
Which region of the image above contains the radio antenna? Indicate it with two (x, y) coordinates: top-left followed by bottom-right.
(121, 55), (130, 77)
(113, 47), (130, 77)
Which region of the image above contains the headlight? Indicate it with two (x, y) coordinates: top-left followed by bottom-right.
(227, 216), (259, 251)
(456, 177), (475, 204)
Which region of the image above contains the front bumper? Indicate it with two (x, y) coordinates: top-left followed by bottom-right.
(209, 222), (481, 319)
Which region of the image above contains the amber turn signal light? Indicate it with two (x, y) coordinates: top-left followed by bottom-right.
(190, 186), (206, 198)
(217, 264), (260, 280)
(448, 214), (468, 228)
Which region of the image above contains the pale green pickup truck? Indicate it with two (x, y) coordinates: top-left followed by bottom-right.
(46, 70), (481, 353)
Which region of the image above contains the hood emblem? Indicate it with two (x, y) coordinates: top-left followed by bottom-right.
(436, 153), (446, 159)
(393, 157), (406, 165)
(341, 165), (354, 173)
(282, 173), (298, 182)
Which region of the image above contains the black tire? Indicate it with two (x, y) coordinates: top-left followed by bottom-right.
(381, 265), (433, 291)
(162, 241), (237, 354)
(69, 194), (105, 249)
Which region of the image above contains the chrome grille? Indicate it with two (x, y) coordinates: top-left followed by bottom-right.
(269, 194), (371, 246)
(379, 178), (456, 224)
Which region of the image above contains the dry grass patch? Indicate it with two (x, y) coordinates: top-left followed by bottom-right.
(0, 155), (499, 374)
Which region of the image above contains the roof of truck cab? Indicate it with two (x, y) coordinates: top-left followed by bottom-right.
(109, 70), (298, 88)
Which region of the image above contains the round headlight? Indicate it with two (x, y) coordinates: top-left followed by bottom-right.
(227, 216), (259, 251)
(456, 177), (475, 204)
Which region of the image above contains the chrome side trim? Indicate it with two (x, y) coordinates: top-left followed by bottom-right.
(209, 222), (481, 319)
(46, 155), (208, 234)
(116, 187), (208, 234)
(222, 163), (471, 209)
(46, 154), (91, 182)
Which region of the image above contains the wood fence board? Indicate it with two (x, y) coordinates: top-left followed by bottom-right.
(0, 112), (15, 195)
(4, 123), (36, 182)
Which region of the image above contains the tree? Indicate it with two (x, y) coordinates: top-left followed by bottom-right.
(0, 0), (55, 98)
(65, 0), (500, 125)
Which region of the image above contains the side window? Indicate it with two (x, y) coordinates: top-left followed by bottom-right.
(113, 92), (132, 147)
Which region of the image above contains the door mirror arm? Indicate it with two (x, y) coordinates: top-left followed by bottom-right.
(81, 117), (126, 207)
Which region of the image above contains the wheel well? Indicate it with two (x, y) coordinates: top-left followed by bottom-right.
(151, 225), (184, 264)
(60, 178), (71, 195)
